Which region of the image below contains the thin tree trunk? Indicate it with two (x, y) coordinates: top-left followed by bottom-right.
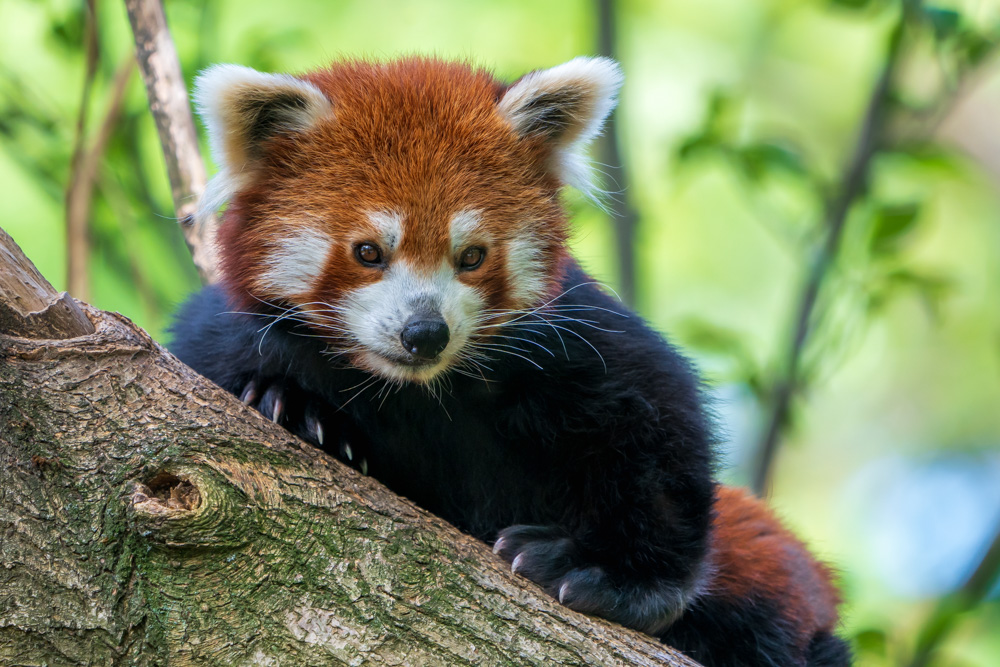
(124, 0), (219, 284)
(595, 0), (640, 308)
(65, 0), (99, 301)
(0, 227), (697, 666)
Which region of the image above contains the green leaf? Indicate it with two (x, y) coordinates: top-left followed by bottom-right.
(830, 0), (875, 9)
(958, 31), (997, 67)
(870, 269), (954, 319)
(677, 134), (722, 162)
(828, 0), (896, 16)
(924, 7), (962, 41)
(870, 202), (921, 253)
(853, 628), (888, 656)
(738, 142), (808, 181)
(677, 318), (760, 384)
(884, 269), (952, 294)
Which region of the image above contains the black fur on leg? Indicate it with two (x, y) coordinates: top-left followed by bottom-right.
(807, 631), (852, 667)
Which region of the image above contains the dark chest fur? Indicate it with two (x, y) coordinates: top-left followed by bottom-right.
(169, 263), (851, 666)
(170, 263), (712, 542)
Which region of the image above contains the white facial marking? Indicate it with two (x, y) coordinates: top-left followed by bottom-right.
(260, 227), (333, 297)
(367, 210), (404, 252)
(506, 232), (547, 306)
(449, 209), (486, 252)
(343, 259), (484, 383)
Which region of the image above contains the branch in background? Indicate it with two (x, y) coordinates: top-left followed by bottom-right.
(124, 0), (219, 284)
(91, 59), (136, 177)
(65, 0), (99, 302)
(750, 1), (920, 496)
(595, 0), (640, 308)
(908, 519), (1000, 667)
(64, 56), (136, 301)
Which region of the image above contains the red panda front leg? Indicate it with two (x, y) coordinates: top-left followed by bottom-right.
(492, 443), (715, 636)
(493, 524), (704, 635)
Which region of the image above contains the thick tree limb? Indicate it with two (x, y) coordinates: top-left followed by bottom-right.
(0, 228), (94, 339)
(124, 0), (219, 284)
(1, 228), (697, 665)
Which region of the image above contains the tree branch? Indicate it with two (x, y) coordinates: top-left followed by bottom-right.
(64, 55), (136, 307)
(596, 0), (641, 307)
(908, 518), (1000, 667)
(124, 0), (219, 284)
(751, 1), (919, 495)
(65, 0), (100, 301)
(0, 228), (94, 339)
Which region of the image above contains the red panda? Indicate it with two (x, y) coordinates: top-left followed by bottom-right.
(169, 56), (850, 666)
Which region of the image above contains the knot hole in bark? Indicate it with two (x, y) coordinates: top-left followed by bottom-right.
(131, 472), (202, 515)
(127, 466), (254, 549)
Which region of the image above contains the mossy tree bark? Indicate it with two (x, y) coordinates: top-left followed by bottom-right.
(0, 228), (698, 665)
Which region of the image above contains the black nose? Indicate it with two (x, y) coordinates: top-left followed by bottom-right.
(400, 315), (450, 360)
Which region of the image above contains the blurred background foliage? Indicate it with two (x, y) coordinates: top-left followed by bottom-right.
(1, 0), (999, 664)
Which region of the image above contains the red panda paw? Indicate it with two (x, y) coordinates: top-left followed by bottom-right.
(493, 524), (578, 581)
(493, 525), (687, 635)
(237, 378), (370, 475)
(239, 378), (289, 426)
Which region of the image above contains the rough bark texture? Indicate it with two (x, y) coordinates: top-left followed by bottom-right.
(0, 232), (699, 665)
(0, 228), (94, 340)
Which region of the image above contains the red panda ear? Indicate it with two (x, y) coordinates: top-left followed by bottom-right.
(498, 57), (623, 195)
(193, 64), (331, 216)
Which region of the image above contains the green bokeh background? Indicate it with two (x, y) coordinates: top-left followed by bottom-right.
(2, 0), (999, 664)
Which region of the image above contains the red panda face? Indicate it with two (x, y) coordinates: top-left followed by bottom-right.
(196, 57), (621, 383)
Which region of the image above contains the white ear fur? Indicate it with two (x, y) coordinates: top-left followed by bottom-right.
(498, 56), (623, 196)
(194, 64), (331, 218)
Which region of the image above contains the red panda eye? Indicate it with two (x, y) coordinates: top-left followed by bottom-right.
(355, 242), (383, 266)
(459, 247), (485, 271)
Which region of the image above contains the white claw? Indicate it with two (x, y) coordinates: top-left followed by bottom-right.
(558, 582), (570, 604)
(344, 443), (353, 461)
(240, 382), (257, 405)
(492, 538), (506, 555)
(511, 553), (525, 574)
(359, 458), (368, 476)
(315, 422), (324, 446)
(272, 396), (284, 424)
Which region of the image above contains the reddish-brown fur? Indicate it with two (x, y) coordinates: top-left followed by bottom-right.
(709, 486), (842, 651)
(216, 58), (571, 315)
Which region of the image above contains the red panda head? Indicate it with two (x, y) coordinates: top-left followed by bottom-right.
(196, 57), (622, 383)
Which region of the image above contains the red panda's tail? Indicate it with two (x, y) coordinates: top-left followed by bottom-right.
(662, 486), (851, 666)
